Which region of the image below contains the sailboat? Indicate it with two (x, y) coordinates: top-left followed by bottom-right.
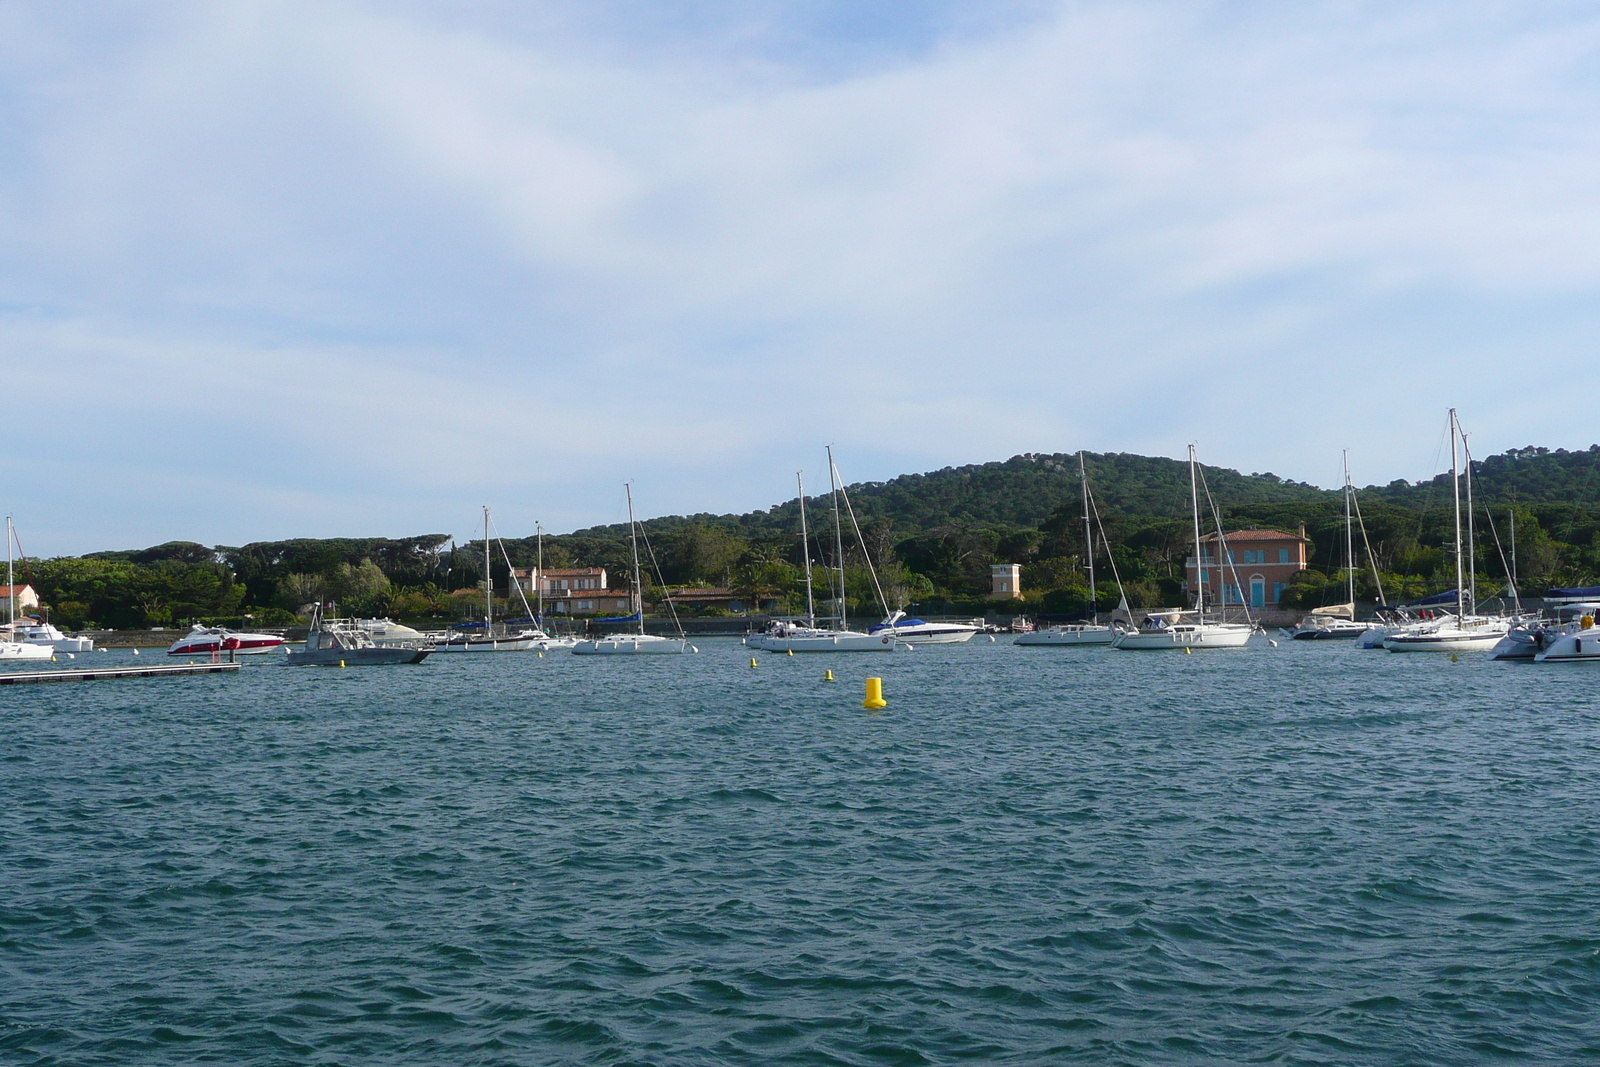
(1017, 451), (1131, 646)
(1384, 410), (1510, 652)
(434, 507), (545, 652)
(531, 521), (577, 650)
(1288, 452), (1370, 640)
(752, 452), (899, 652)
(1, 516), (53, 661)
(1111, 446), (1255, 650)
(572, 485), (697, 655)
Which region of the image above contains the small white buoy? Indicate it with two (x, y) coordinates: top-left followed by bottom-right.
(1268, 639), (1278, 647)
(133, 649), (140, 655)
(989, 635), (996, 642)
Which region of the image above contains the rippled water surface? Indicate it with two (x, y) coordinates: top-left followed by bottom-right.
(4, 639), (1600, 1064)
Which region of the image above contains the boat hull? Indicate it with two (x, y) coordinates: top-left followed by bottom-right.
(1112, 625), (1253, 650)
(286, 647), (431, 666)
(1383, 629), (1506, 653)
(572, 635), (696, 655)
(166, 633), (284, 656)
(0, 642), (55, 660)
(870, 625), (977, 644)
(1015, 625), (1117, 646)
(755, 630), (895, 652)
(433, 635), (542, 652)
(1535, 631), (1600, 662)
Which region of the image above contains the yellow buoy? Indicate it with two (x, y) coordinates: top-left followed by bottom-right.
(787, 649), (794, 657)
(750, 657), (758, 668)
(863, 677), (886, 709)
(1450, 653), (1459, 662)
(1183, 646), (1192, 655)
(340, 659), (346, 668)
(538, 651), (543, 658)
(824, 669), (834, 682)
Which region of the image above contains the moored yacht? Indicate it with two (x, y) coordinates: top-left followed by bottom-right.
(166, 623), (285, 656)
(1016, 451), (1132, 648)
(287, 608), (432, 666)
(869, 612), (979, 644)
(9, 619), (94, 652)
(2, 518), (63, 661)
(572, 485), (697, 656)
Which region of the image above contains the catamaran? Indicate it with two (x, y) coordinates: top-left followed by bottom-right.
(1017, 451), (1130, 646)
(1, 517), (53, 661)
(1111, 446), (1255, 650)
(572, 485), (696, 655)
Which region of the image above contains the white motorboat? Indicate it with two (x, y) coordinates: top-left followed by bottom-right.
(1490, 604), (1597, 660)
(287, 608), (431, 666)
(352, 618), (430, 647)
(1015, 623), (1121, 646)
(1287, 615), (1369, 641)
(1534, 619), (1600, 662)
(572, 485), (696, 656)
(9, 620), (94, 652)
(750, 461), (898, 653)
(1112, 609), (1254, 649)
(2, 518), (60, 661)
(1110, 446), (1258, 651)
(869, 612), (979, 644)
(166, 623), (285, 656)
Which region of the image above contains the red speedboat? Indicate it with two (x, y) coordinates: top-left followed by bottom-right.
(166, 624), (284, 656)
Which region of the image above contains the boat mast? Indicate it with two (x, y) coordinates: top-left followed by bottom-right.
(5, 516), (11, 631)
(1509, 508), (1519, 610)
(536, 522), (544, 620)
(484, 506), (493, 633)
(1463, 431), (1476, 612)
(1344, 450), (1355, 613)
(797, 472), (816, 627)
(625, 483), (645, 636)
(1081, 451), (1096, 622)
(1450, 409), (1464, 620)
(1189, 445), (1205, 613)
(827, 445), (847, 631)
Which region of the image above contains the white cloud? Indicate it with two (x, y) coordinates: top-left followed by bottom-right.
(5, 0), (1600, 551)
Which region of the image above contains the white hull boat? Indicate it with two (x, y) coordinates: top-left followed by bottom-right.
(1015, 624), (1119, 646)
(433, 631), (544, 652)
(754, 627), (895, 652)
(868, 612), (978, 644)
(1534, 623), (1600, 663)
(167, 624), (284, 656)
(572, 634), (696, 655)
(0, 641), (54, 661)
(1286, 617), (1368, 641)
(1383, 618), (1509, 653)
(8, 622), (94, 652)
(2, 519), (70, 661)
(1112, 614), (1254, 650)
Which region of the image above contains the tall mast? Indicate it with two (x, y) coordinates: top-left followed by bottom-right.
(1344, 450), (1355, 612)
(1509, 508), (1519, 610)
(797, 472), (816, 627)
(827, 445), (848, 631)
(625, 484), (644, 634)
(1450, 409), (1463, 620)
(1464, 431), (1476, 612)
(1189, 445), (1205, 612)
(1080, 451), (1096, 621)
(535, 522), (544, 619)
(484, 505), (493, 631)
(5, 516), (12, 629)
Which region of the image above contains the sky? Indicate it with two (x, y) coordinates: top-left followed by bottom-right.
(5, 0), (1600, 555)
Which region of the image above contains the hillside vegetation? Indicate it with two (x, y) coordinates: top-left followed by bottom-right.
(20, 446), (1600, 628)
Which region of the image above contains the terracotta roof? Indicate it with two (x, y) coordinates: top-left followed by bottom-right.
(0, 585), (34, 595)
(1197, 529), (1305, 542)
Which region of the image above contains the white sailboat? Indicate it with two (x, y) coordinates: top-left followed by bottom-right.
(1017, 451), (1129, 647)
(1384, 411), (1510, 652)
(435, 507), (546, 652)
(572, 485), (696, 655)
(532, 521), (577, 650)
(1288, 452), (1369, 640)
(1111, 446), (1255, 650)
(1, 517), (53, 662)
(752, 455), (897, 652)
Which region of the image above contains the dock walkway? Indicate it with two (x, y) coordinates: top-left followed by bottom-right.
(0, 663), (242, 686)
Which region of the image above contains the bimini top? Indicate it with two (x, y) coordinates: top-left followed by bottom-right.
(1545, 586), (1600, 604)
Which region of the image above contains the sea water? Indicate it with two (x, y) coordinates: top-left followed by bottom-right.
(2, 639), (1598, 1064)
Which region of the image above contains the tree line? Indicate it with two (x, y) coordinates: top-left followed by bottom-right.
(19, 446), (1600, 628)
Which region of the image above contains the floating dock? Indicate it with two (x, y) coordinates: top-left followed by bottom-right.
(0, 662), (242, 686)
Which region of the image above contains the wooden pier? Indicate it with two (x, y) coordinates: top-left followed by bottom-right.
(0, 662), (242, 686)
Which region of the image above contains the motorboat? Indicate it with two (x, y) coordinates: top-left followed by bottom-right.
(1491, 604), (1597, 660)
(869, 611), (979, 644)
(1534, 617), (1600, 662)
(352, 618), (431, 647)
(286, 610), (431, 665)
(1015, 622), (1122, 646)
(7, 620), (94, 652)
(166, 623), (285, 656)
(1111, 609), (1254, 650)
(571, 485), (696, 657)
(1286, 614), (1369, 641)
(433, 625), (545, 652)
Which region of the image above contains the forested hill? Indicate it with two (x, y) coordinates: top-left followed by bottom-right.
(568, 451), (1338, 540)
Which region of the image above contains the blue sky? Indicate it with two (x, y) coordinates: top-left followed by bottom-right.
(5, 1), (1600, 554)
